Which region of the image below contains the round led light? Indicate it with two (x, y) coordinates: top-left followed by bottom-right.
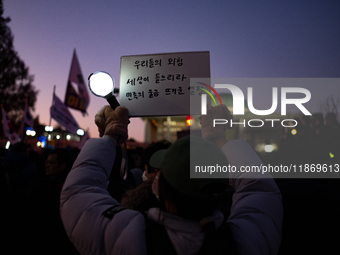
(88, 71), (114, 97)
(264, 144), (274, 153)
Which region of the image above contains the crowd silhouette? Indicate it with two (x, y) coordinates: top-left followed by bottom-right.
(262, 112), (340, 254)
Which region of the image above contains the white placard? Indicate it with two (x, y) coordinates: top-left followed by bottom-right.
(119, 51), (210, 117)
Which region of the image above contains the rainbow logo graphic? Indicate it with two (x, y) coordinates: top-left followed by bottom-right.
(196, 82), (223, 106)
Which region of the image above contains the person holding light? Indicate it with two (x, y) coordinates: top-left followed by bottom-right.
(60, 105), (283, 255)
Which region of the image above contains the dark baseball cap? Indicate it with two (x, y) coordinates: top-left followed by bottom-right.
(150, 135), (229, 199)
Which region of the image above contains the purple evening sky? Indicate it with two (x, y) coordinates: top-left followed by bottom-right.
(3, 0), (340, 141)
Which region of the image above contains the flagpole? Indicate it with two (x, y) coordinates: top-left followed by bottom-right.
(20, 98), (28, 141)
(1, 104), (5, 140)
(49, 85), (56, 127)
(46, 85), (56, 148)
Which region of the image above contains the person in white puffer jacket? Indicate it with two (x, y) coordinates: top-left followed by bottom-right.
(60, 105), (283, 255)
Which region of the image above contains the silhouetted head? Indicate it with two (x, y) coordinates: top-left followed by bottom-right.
(325, 112), (338, 126)
(45, 148), (72, 177)
(312, 113), (324, 126)
(141, 140), (171, 181)
(149, 136), (229, 221)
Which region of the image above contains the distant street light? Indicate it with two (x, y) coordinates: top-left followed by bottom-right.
(45, 126), (53, 132)
(26, 129), (36, 136)
(264, 144), (274, 153)
(186, 115), (194, 126)
(77, 129), (85, 136)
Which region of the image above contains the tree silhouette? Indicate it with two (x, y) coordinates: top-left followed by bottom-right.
(319, 95), (340, 120)
(0, 0), (38, 137)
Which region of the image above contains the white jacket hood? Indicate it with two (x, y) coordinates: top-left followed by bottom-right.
(147, 207), (224, 255)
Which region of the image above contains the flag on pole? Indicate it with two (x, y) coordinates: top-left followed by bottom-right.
(64, 50), (90, 115)
(1, 105), (19, 144)
(65, 82), (87, 112)
(20, 98), (34, 140)
(51, 93), (80, 134)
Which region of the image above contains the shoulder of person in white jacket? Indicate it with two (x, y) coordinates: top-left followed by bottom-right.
(60, 135), (148, 255)
(222, 139), (283, 255)
(60, 135), (282, 255)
